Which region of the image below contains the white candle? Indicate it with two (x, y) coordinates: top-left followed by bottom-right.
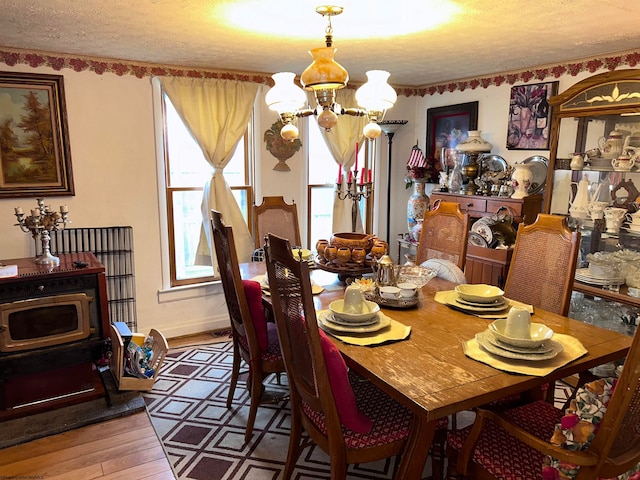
(60, 205), (68, 213)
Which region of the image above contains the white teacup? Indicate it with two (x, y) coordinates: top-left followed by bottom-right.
(397, 282), (418, 298)
(504, 306), (532, 339)
(343, 284), (365, 314)
(379, 286), (401, 299)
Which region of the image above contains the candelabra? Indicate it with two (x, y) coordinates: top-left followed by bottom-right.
(336, 173), (373, 233)
(14, 198), (69, 266)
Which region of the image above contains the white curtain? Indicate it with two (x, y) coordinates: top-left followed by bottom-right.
(312, 89), (368, 233)
(160, 76), (258, 267)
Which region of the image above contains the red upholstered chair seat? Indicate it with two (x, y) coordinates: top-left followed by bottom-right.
(302, 370), (448, 450)
(237, 322), (283, 363)
(448, 400), (563, 480)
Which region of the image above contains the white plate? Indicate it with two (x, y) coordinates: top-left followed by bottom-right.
(456, 296), (508, 308)
(444, 292), (511, 313)
(325, 312), (381, 327)
(575, 268), (624, 286)
(475, 330), (563, 361)
(482, 329), (555, 354)
(317, 311), (391, 334)
(522, 155), (548, 195)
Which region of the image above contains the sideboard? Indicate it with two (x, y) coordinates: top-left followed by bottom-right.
(429, 192), (543, 287)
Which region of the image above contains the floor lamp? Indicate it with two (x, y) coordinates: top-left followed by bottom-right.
(380, 120), (408, 245)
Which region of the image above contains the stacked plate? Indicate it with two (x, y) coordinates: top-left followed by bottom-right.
(318, 300), (389, 334)
(443, 284), (511, 314)
(475, 320), (563, 361)
(574, 268), (624, 287)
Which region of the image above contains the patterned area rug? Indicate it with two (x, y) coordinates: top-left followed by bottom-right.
(143, 341), (575, 480)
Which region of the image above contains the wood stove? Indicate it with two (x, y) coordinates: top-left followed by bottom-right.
(0, 252), (110, 420)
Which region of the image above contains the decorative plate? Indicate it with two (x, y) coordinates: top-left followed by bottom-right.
(317, 311), (391, 333)
(471, 221), (494, 246)
(480, 154), (508, 172)
(456, 296), (508, 308)
(443, 292), (511, 313)
(482, 330), (555, 354)
(522, 155), (548, 195)
(475, 330), (563, 361)
(468, 231), (489, 248)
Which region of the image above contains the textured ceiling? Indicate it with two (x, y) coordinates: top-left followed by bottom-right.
(1, 0), (640, 86)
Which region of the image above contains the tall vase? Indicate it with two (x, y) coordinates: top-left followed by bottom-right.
(407, 180), (429, 232)
(511, 163), (533, 199)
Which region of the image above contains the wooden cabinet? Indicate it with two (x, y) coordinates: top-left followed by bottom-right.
(430, 192), (543, 224)
(429, 191), (543, 287)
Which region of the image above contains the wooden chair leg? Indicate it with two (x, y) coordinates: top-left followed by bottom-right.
(226, 342), (241, 409)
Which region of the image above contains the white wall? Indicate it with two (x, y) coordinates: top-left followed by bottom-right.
(0, 60), (630, 337)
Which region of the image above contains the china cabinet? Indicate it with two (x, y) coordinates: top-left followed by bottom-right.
(545, 69), (640, 308)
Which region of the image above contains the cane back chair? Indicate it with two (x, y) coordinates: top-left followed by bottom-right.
(503, 213), (580, 317)
(253, 196), (301, 249)
(264, 233), (448, 479)
(416, 200), (470, 270)
(210, 210), (285, 444)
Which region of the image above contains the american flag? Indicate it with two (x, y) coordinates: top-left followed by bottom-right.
(407, 144), (427, 167)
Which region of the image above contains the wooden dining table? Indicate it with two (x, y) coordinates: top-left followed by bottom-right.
(240, 262), (633, 479)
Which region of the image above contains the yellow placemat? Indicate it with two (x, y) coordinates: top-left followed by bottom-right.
(434, 290), (534, 318)
(316, 310), (411, 346)
(463, 333), (588, 376)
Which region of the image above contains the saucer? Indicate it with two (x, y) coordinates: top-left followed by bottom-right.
(476, 330), (563, 361)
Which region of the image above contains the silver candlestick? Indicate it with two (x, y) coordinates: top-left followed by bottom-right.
(336, 172), (373, 233)
(14, 198), (69, 266)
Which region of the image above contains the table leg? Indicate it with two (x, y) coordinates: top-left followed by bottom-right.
(395, 413), (435, 480)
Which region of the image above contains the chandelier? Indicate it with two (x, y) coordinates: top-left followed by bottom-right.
(265, 5), (397, 141)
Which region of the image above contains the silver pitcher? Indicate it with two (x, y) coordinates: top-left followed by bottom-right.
(372, 254), (398, 287)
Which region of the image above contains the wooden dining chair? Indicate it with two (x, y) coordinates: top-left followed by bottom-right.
(446, 325), (640, 480)
(253, 196), (302, 249)
(416, 201), (470, 270)
(503, 213), (580, 317)
(210, 210), (286, 444)
(264, 232), (449, 479)
(486, 214), (581, 409)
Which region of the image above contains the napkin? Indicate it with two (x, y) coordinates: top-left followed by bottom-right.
(434, 290), (534, 318)
(463, 333), (588, 376)
(316, 310), (411, 346)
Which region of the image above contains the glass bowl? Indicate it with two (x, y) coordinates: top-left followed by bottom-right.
(397, 265), (437, 288)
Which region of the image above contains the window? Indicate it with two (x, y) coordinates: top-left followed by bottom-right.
(307, 119), (370, 249)
(162, 93), (252, 287)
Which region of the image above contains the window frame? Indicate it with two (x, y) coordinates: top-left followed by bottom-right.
(160, 92), (253, 288)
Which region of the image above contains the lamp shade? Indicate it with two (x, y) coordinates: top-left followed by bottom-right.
(265, 72), (307, 114)
(300, 46), (349, 91)
(355, 70), (397, 112)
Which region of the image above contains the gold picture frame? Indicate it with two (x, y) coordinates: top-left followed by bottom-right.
(0, 72), (75, 198)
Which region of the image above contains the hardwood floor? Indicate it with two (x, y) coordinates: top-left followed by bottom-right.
(0, 330), (229, 479)
(0, 411), (174, 479)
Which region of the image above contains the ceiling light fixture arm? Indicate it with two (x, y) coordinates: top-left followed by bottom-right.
(265, 5), (396, 141)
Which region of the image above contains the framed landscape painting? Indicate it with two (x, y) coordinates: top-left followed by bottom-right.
(0, 72), (75, 198)
(426, 101), (478, 169)
(506, 80), (558, 150)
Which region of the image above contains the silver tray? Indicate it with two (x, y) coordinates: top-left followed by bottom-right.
(364, 290), (419, 309)
(480, 154), (507, 172)
(523, 155), (548, 195)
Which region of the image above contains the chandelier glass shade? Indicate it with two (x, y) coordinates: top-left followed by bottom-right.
(265, 5), (397, 142)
